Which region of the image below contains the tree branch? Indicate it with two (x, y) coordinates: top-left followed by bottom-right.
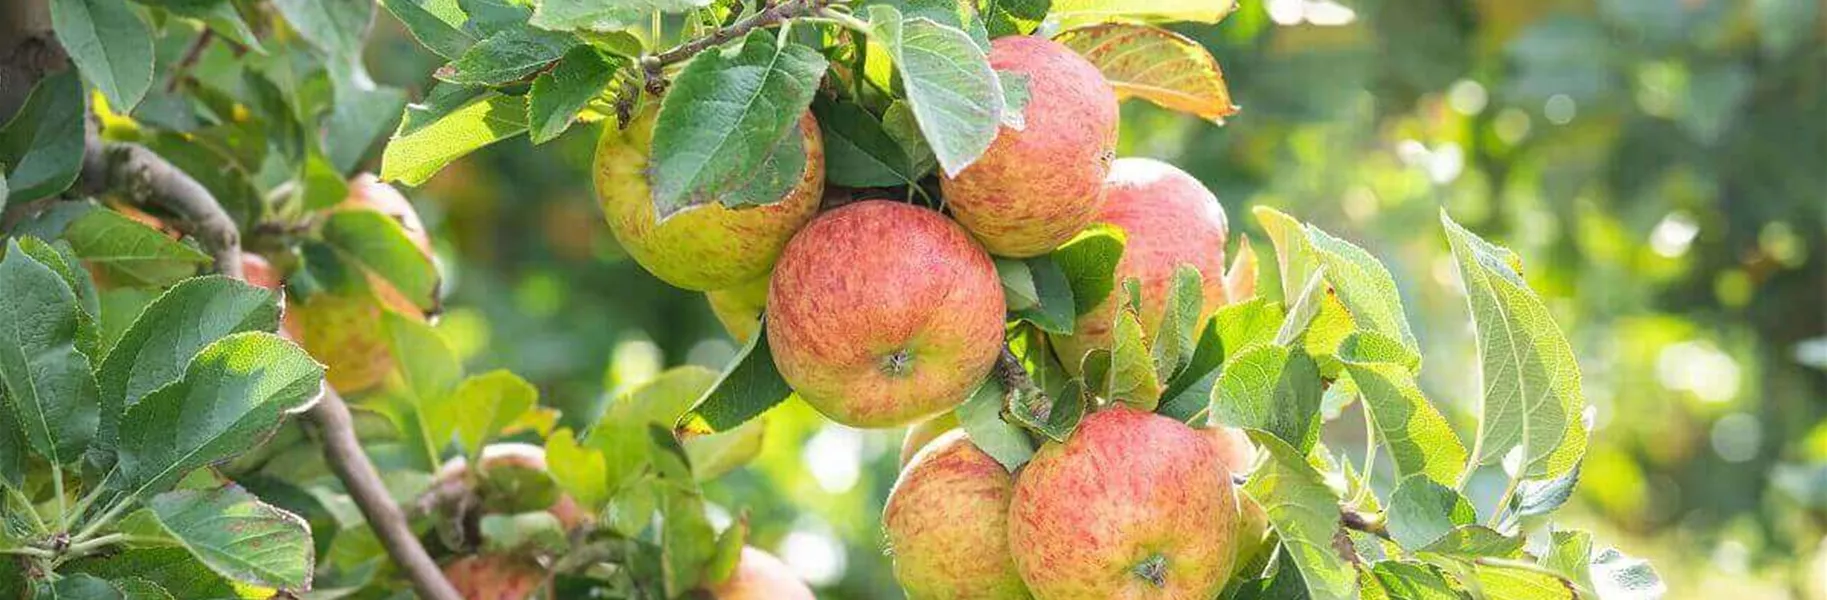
(308, 386), (463, 600)
(642, 0), (838, 93)
(77, 122), (243, 278)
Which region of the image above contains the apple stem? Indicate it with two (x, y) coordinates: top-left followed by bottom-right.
(1131, 553), (1169, 588)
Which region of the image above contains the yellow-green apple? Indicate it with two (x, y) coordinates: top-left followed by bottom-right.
(596, 109), (825, 291)
(898, 413), (960, 468)
(939, 36), (1118, 258)
(1009, 407), (1239, 599)
(1053, 158), (1230, 374)
(707, 547), (816, 599)
(884, 430), (1030, 599)
(766, 201), (1005, 428)
(706, 274), (770, 344)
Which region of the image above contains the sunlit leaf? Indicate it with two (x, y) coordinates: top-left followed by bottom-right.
(1054, 23), (1237, 122)
(1242, 431), (1357, 600)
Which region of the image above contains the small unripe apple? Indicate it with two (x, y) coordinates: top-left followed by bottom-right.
(767, 201), (1005, 428)
(1009, 407), (1238, 599)
(898, 413), (959, 468)
(884, 430), (1030, 599)
(939, 36), (1119, 258)
(707, 547), (816, 600)
(443, 555), (545, 600)
(343, 173), (432, 252)
(705, 274), (770, 344)
(596, 109), (825, 291)
(432, 443), (591, 532)
(1053, 158), (1230, 374)
(284, 288), (417, 393)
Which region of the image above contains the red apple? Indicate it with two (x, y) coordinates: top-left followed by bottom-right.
(884, 430), (1029, 599)
(443, 555), (545, 600)
(1053, 158), (1230, 374)
(708, 547), (816, 600)
(940, 36), (1119, 258)
(597, 109), (825, 291)
(766, 201), (1004, 428)
(1009, 407), (1239, 599)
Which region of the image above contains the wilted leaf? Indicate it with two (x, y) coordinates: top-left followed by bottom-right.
(1054, 23), (1237, 122)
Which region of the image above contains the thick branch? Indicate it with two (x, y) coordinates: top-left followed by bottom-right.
(77, 124), (243, 279)
(308, 387), (463, 600)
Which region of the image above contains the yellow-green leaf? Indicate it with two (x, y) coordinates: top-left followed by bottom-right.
(1054, 23), (1237, 122)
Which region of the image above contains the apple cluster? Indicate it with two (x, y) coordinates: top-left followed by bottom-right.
(598, 36), (1267, 597)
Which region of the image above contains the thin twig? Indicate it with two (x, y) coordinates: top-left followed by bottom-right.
(1341, 510), (1389, 540)
(641, 0), (838, 94)
(165, 29), (212, 93)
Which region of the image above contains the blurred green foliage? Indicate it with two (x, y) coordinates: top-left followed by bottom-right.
(368, 0), (1825, 597)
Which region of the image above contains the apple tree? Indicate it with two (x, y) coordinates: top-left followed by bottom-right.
(1, 0), (1676, 596)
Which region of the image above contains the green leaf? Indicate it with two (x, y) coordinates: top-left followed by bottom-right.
(33, 574), (122, 600)
(649, 425), (717, 596)
(866, 5), (1003, 176)
(1155, 316), (1221, 422)
(677, 322), (793, 434)
(1468, 561), (1576, 599)
(382, 311), (461, 464)
(1242, 431), (1357, 600)
(50, 0), (154, 110)
(1441, 212), (1587, 480)
(1417, 525), (1523, 558)
(438, 28), (577, 85)
(15, 238), (100, 356)
(298, 149), (349, 212)
(1512, 462), (1581, 518)
(683, 417), (765, 482)
(1369, 561), (1463, 600)
(479, 511), (568, 555)
(94, 276), (281, 453)
(61, 548), (241, 598)
(531, 0), (710, 32)
(1048, 0), (1237, 26)
(1052, 223), (1127, 317)
(1386, 477), (1475, 549)
(1338, 332), (1465, 486)
(998, 70), (1030, 130)
(113, 332), (325, 498)
(1010, 255), (1074, 334)
(528, 46), (620, 144)
(984, 0), (1048, 36)
(1214, 345), (1322, 453)
(144, 0), (261, 52)
(0, 71), (86, 202)
(147, 485), (314, 589)
(1082, 307), (1163, 410)
(0, 397), (26, 487)
(447, 370), (537, 463)
(324, 61), (410, 173)
(60, 209), (212, 288)
(1007, 374), (1086, 443)
(1540, 530), (1595, 594)
(1053, 23), (1237, 122)
(381, 92), (527, 186)
(545, 427), (608, 509)
(995, 258), (1039, 310)
(272, 0), (373, 64)
(953, 376), (1035, 471)
(0, 239), (102, 465)
(649, 30), (825, 218)
(1152, 266), (1204, 381)
(596, 367), (718, 491)
(379, 0), (477, 59)
(811, 98), (923, 187)
(320, 209), (440, 310)
(1308, 225), (1419, 357)
(881, 100), (937, 177)
(107, 578), (172, 600)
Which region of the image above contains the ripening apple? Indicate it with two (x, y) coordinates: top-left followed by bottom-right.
(1009, 407), (1239, 599)
(884, 430), (1030, 599)
(597, 108), (825, 291)
(707, 547), (816, 600)
(898, 412), (959, 468)
(443, 555), (546, 600)
(706, 274), (770, 344)
(1052, 158), (1230, 374)
(767, 201), (1004, 428)
(939, 36), (1119, 258)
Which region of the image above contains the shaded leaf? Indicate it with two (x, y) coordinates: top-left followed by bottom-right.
(148, 485), (314, 589)
(1152, 265), (1204, 381)
(0, 239), (102, 464)
(0, 71), (86, 202)
(677, 322), (793, 434)
(812, 98), (922, 187)
(1339, 331), (1465, 486)
(272, 0), (373, 63)
(378, 0), (477, 59)
(953, 376), (1034, 471)
(1386, 477), (1475, 549)
(60, 209), (211, 288)
(51, 0), (154, 110)
(531, 0), (710, 32)
(438, 28), (577, 85)
(529, 46), (621, 144)
(1214, 344), (1322, 453)
(1052, 223), (1127, 317)
(320, 209), (440, 310)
